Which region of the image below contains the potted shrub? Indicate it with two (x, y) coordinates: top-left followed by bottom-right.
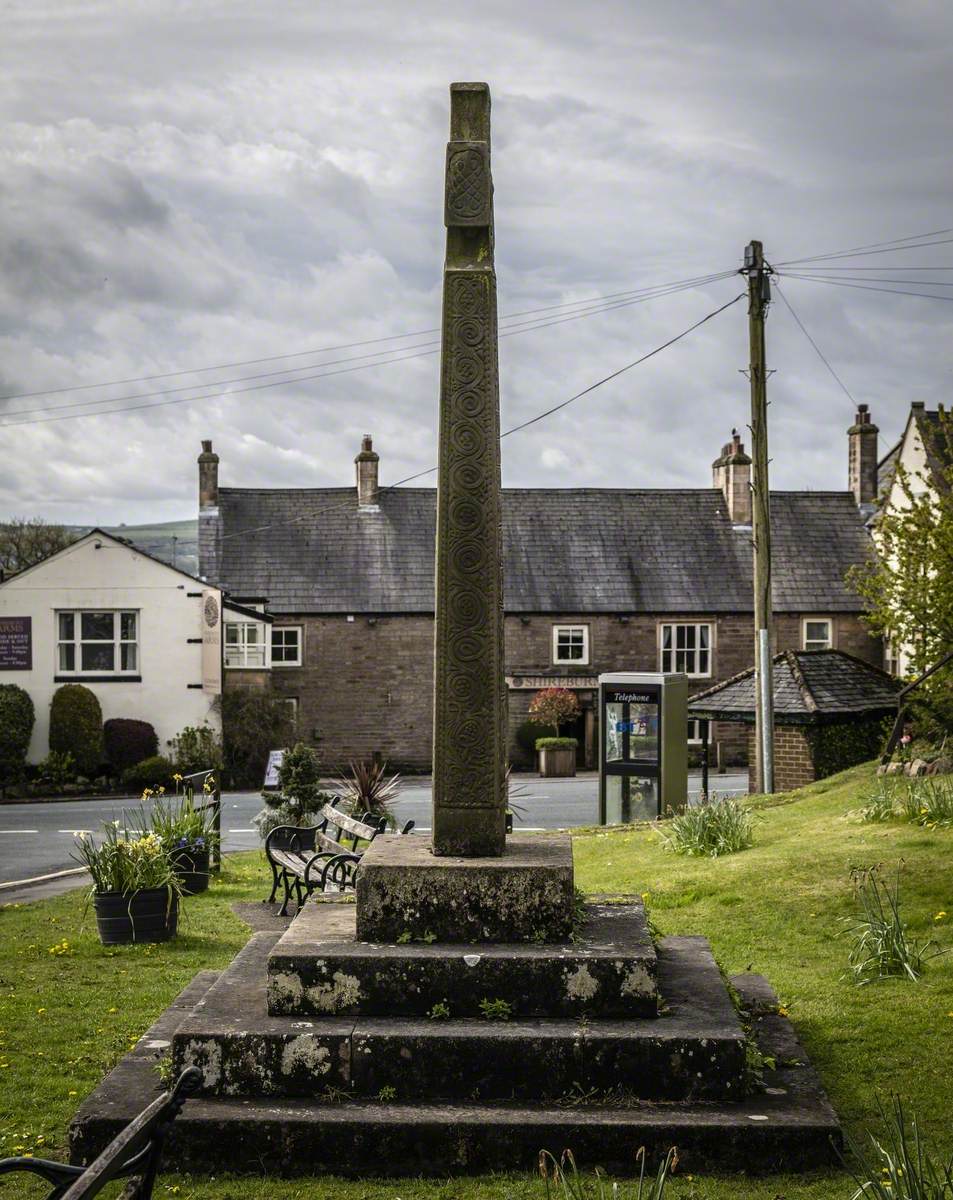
(140, 782), (218, 895)
(528, 688), (581, 777)
(74, 824), (182, 944)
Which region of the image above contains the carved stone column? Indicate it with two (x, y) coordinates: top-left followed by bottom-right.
(431, 82), (507, 857)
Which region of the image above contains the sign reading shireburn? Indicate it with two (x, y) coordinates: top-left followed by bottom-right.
(432, 82), (507, 857)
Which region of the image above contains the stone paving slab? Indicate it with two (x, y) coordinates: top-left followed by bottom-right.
(70, 969), (840, 1176)
(269, 900), (657, 1018)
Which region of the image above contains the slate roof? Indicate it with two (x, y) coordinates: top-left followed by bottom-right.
(208, 486), (872, 616)
(687, 650), (900, 724)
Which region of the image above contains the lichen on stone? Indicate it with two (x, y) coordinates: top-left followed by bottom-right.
(281, 1034), (332, 1077)
(306, 970), (362, 1013)
(564, 963), (600, 1001)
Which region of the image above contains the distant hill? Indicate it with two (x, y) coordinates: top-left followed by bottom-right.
(70, 519), (200, 577)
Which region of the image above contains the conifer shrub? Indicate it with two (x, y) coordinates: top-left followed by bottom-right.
(0, 683), (35, 786)
(104, 718), (158, 774)
(49, 683), (104, 776)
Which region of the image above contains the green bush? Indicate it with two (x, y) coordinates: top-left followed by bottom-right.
(515, 718), (554, 755)
(807, 715), (892, 780)
(218, 689), (296, 788)
(168, 724), (222, 776)
(659, 796), (755, 858)
(103, 718), (158, 773)
(253, 742), (335, 837)
(535, 736), (578, 750)
(121, 755), (176, 792)
(49, 683), (104, 776)
(36, 750), (77, 789)
(0, 683), (34, 785)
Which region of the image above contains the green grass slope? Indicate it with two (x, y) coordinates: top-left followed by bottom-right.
(1, 762), (951, 1199)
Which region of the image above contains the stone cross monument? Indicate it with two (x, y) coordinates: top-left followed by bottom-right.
(431, 82), (507, 858)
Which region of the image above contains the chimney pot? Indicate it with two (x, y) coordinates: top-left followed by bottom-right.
(848, 405), (879, 505)
(198, 439), (219, 510)
(713, 430), (751, 523)
(355, 434), (380, 508)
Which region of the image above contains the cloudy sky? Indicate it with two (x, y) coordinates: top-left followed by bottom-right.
(2, 1), (951, 525)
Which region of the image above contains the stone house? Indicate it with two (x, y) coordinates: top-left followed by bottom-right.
(197, 418), (881, 772)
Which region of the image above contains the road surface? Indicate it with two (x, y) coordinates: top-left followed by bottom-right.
(0, 770), (748, 897)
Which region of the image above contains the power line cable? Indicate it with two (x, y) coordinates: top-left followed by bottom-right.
(0, 272), (737, 426)
(778, 272), (953, 304)
(775, 235), (953, 267)
(773, 281), (857, 413)
(0, 268), (733, 404)
(222, 290), (745, 541)
(777, 227), (953, 266)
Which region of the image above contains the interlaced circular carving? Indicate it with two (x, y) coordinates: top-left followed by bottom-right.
(454, 461), (485, 491)
(453, 276), (484, 315)
(456, 389), (484, 419)
(456, 317), (484, 347)
(450, 537), (485, 573)
(450, 496), (483, 533)
(453, 352), (483, 387)
(450, 423), (482, 457)
(452, 632), (483, 662)
(447, 148), (487, 219)
(449, 586), (486, 626)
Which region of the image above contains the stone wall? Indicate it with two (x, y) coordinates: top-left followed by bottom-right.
(224, 611), (880, 771)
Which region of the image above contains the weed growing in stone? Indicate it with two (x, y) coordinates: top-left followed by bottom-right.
(428, 1001), (451, 1020)
(479, 997), (512, 1021)
(539, 1146), (677, 1198)
(842, 1095), (953, 1199)
(397, 929), (437, 945)
(843, 864), (947, 985)
(658, 796), (754, 858)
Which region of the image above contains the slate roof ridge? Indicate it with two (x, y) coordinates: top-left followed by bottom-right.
(786, 649), (819, 713)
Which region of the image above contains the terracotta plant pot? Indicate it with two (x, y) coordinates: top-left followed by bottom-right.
(171, 846), (210, 895)
(92, 887), (178, 945)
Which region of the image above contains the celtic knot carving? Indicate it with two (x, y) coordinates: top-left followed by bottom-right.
(433, 267), (506, 834)
(445, 143), (490, 227)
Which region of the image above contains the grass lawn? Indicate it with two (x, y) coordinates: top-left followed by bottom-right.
(2, 761), (952, 1198)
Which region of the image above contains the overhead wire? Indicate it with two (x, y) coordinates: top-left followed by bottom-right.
(773, 281), (857, 413)
(776, 227), (953, 266)
(0, 268), (734, 406)
(777, 272), (953, 304)
(222, 289), (746, 541)
(775, 235), (953, 267)
(0, 271), (737, 427)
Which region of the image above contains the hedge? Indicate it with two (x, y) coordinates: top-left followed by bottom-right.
(49, 684), (104, 776)
(535, 736), (579, 750)
(0, 683), (35, 785)
(121, 755), (176, 792)
(104, 718), (158, 774)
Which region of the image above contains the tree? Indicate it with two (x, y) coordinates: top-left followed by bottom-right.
(528, 687), (581, 737)
(0, 517), (75, 576)
(851, 408), (953, 736)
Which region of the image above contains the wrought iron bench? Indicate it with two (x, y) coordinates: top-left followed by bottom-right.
(0, 1065), (201, 1199)
(264, 802), (389, 915)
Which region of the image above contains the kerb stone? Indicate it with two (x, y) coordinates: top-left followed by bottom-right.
(355, 834), (574, 943)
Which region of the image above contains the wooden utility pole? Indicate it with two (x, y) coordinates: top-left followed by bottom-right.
(746, 240), (775, 794)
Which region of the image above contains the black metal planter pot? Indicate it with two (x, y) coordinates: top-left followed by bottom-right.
(92, 888), (178, 944)
(171, 848), (210, 896)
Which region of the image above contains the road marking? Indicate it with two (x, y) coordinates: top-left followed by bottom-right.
(227, 828), (256, 834)
(0, 867), (88, 891)
(0, 829), (39, 834)
(58, 830), (93, 836)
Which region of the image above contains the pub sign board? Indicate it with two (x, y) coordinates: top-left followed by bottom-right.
(0, 617), (32, 670)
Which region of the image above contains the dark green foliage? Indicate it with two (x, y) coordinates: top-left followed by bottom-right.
(103, 718), (158, 773)
(516, 718), (555, 755)
(168, 723), (222, 775)
(843, 1095), (953, 1199)
(535, 736), (578, 750)
(0, 682), (34, 785)
(121, 755), (176, 792)
(335, 759), (401, 828)
(807, 715), (892, 780)
(48, 683), (104, 776)
(217, 688), (296, 787)
(254, 742), (336, 836)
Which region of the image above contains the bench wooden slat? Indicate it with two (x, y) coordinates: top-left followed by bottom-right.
(319, 803), (382, 841)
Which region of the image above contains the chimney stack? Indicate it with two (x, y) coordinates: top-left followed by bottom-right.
(847, 404), (879, 506)
(355, 434), (379, 509)
(712, 429), (752, 525)
(198, 439), (219, 509)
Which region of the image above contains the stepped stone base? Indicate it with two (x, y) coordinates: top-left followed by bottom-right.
(70, 950), (841, 1176)
(355, 834), (575, 943)
(268, 899), (658, 1018)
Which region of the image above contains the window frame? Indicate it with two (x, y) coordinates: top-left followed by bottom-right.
(552, 624), (590, 666)
(224, 620), (268, 669)
(659, 622), (713, 678)
(801, 617), (833, 651)
(55, 609), (140, 678)
(687, 718), (703, 745)
(271, 625), (303, 667)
